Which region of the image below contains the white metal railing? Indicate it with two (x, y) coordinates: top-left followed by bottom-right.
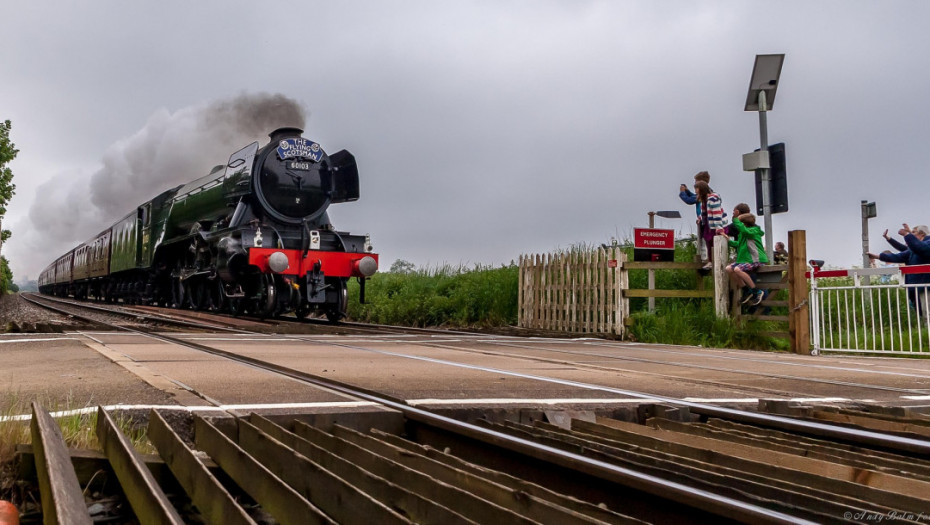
(810, 265), (930, 355)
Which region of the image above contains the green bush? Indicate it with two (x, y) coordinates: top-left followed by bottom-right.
(627, 300), (787, 351)
(348, 263), (518, 327)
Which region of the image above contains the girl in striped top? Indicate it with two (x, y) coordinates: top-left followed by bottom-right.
(694, 180), (724, 270)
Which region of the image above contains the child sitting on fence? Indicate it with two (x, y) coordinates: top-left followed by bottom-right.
(719, 213), (769, 306)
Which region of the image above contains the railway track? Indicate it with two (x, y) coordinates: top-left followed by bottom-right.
(22, 292), (480, 338)
(10, 294), (930, 523)
(21, 293), (248, 333)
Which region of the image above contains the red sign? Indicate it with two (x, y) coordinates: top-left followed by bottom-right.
(633, 228), (675, 250)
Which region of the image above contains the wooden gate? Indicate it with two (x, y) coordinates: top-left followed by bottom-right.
(518, 248), (627, 336)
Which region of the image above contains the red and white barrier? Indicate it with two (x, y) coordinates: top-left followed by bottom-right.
(806, 264), (930, 279)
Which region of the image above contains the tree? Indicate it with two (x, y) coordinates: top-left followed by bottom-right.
(0, 119), (17, 259)
(389, 259), (416, 274)
(0, 256), (13, 295)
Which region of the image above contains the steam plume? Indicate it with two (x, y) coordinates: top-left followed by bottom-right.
(22, 92), (307, 271)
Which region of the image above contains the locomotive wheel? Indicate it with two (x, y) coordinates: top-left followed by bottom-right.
(134, 278), (146, 305)
(190, 281), (206, 311)
(211, 278), (226, 312)
(180, 281), (192, 309)
(189, 279), (215, 311)
(172, 278), (185, 309)
(325, 280), (348, 324)
(254, 274), (276, 319)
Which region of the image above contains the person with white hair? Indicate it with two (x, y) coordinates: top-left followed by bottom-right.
(869, 223), (930, 317)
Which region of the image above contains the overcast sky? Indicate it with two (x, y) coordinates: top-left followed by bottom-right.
(3, 1), (929, 280)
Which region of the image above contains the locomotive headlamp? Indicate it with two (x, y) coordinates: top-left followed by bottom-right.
(354, 256), (378, 277)
(268, 251), (290, 273)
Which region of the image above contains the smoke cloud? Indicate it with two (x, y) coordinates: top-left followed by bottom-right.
(20, 92), (307, 272)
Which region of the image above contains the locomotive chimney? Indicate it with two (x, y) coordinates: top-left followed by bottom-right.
(268, 127), (304, 142)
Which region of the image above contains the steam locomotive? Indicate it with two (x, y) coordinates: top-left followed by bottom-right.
(38, 127), (378, 322)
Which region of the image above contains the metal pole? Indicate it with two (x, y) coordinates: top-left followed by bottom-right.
(861, 200), (870, 268)
(757, 91), (774, 262)
(648, 211), (655, 312)
(861, 200), (871, 285)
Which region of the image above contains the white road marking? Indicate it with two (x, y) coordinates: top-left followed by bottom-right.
(410, 396), (858, 406)
(0, 337), (82, 344)
(408, 398), (659, 406)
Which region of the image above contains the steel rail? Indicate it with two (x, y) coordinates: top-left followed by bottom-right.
(275, 312), (501, 337)
(20, 293), (114, 329)
(29, 289), (502, 337)
(23, 293), (249, 333)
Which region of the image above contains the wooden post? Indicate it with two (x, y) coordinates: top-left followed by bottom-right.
(647, 267), (655, 312)
(617, 252), (628, 338)
(788, 230), (811, 354)
(534, 253), (541, 329)
(517, 255), (524, 328)
(713, 240), (729, 318)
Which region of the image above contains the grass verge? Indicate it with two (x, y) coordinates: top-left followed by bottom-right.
(348, 263), (518, 327)
(1, 392), (155, 467)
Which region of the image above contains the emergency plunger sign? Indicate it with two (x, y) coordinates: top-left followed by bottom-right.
(633, 228), (675, 262)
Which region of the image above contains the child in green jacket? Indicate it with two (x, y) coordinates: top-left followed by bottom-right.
(720, 213), (769, 306)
